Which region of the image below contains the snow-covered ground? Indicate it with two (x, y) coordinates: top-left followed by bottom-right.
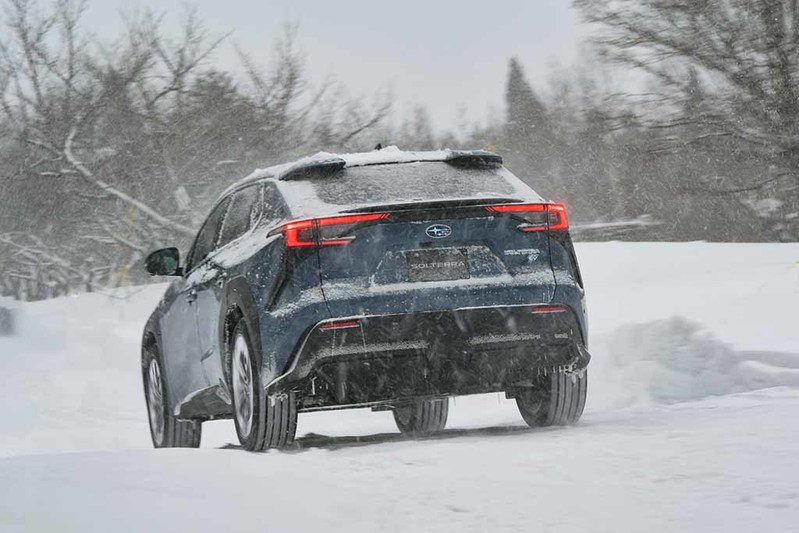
(1, 242), (798, 531)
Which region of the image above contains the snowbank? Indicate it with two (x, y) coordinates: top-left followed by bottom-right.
(590, 316), (799, 410)
(0, 286), (167, 456)
(577, 242), (799, 351)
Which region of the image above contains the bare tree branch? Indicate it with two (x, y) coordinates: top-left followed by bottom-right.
(63, 127), (194, 236)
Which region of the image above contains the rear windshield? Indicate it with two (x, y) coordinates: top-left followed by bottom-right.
(307, 162), (518, 205)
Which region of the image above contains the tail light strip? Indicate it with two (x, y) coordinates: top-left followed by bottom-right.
(275, 213), (390, 248)
(273, 203), (568, 248)
(485, 204), (547, 213)
(485, 203), (569, 232)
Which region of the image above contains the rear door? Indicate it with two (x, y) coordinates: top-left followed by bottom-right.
(172, 197), (230, 399)
(192, 184), (263, 390)
(159, 277), (202, 412)
(308, 163), (557, 316)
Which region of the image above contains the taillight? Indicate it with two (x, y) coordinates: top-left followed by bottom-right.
(485, 203), (569, 232)
(317, 213), (389, 246)
(273, 213), (390, 248)
(282, 220), (316, 247)
(547, 204), (569, 231)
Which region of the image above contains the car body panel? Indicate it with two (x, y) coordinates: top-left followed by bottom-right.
(155, 280), (206, 414)
(192, 263), (227, 391)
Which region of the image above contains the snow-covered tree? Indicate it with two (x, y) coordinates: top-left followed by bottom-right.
(575, 0), (799, 240)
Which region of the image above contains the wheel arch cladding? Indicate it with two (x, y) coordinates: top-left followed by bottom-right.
(220, 276), (264, 384)
(141, 314), (182, 414)
(141, 313), (161, 368)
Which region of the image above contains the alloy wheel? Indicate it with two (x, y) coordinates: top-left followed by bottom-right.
(146, 357), (166, 445)
(232, 333), (255, 439)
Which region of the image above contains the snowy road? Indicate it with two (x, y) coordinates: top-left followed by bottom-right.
(1, 243), (798, 531)
(3, 388), (799, 533)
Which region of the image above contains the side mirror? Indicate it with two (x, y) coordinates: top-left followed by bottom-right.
(145, 247), (183, 277)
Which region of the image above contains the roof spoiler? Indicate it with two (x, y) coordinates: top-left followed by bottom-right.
(445, 150), (503, 169)
(278, 156), (346, 181)
(277, 149), (503, 181)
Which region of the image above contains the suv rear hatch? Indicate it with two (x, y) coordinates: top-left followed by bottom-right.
(278, 162), (564, 318)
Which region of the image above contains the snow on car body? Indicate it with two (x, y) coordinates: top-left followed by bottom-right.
(140, 147), (590, 450)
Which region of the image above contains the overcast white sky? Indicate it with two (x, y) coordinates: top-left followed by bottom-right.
(86, 0), (587, 131)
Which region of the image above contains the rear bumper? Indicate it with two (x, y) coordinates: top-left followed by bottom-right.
(265, 304), (590, 411)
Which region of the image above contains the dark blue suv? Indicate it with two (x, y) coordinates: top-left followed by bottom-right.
(141, 148), (590, 450)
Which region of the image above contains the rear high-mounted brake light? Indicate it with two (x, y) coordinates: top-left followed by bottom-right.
(274, 213), (390, 248)
(485, 203), (569, 232)
(320, 320), (360, 330)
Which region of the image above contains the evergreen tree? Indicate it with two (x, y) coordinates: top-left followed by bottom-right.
(502, 58), (557, 196)
(505, 58), (550, 147)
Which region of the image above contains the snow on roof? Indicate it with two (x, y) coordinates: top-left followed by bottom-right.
(221, 147), (474, 198)
(338, 146), (453, 167)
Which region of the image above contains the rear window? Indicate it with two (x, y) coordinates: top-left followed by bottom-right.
(308, 162), (517, 205)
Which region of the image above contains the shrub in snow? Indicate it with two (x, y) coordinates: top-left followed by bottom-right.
(0, 301), (14, 336)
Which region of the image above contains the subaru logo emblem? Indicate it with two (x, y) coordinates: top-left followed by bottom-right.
(426, 224), (452, 239)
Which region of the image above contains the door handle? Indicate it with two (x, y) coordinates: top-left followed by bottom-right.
(186, 289), (198, 304)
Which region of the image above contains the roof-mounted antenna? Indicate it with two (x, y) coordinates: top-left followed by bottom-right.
(374, 143), (383, 151)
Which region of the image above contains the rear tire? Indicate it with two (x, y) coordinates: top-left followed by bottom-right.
(229, 319), (297, 451)
(142, 340), (202, 448)
(516, 371), (588, 427)
(393, 398), (449, 435)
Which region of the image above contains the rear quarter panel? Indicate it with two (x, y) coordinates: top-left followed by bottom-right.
(216, 232), (330, 378)
(548, 233), (588, 345)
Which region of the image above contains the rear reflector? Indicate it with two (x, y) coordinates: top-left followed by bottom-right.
(273, 213), (390, 248)
(531, 305), (567, 314)
(320, 320), (360, 330)
(485, 203), (569, 232)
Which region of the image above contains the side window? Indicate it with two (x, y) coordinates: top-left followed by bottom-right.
(261, 183), (284, 227)
(218, 185), (261, 248)
(249, 185), (265, 228)
(187, 198), (230, 271)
